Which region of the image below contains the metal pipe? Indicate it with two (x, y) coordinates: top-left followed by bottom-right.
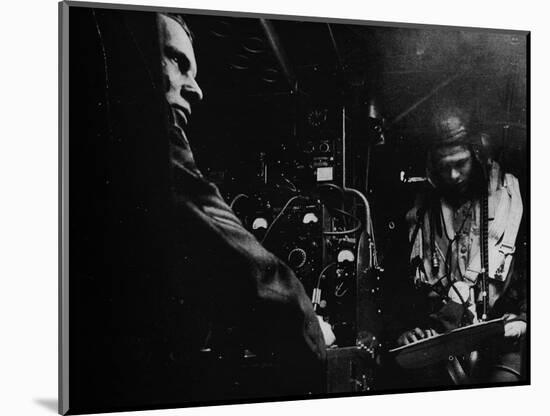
(341, 106), (378, 267)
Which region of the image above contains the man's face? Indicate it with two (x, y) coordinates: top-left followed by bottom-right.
(159, 15), (203, 131)
(431, 144), (474, 194)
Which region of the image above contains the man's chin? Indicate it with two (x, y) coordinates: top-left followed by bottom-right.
(439, 183), (469, 200)
(455, 182), (468, 194)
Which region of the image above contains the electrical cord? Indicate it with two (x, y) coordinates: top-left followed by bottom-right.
(312, 262), (337, 311)
(438, 202), (474, 324)
(229, 193), (249, 210)
(345, 187), (378, 267)
(323, 207), (362, 235)
(317, 185), (364, 235)
(280, 176), (298, 192)
(261, 195), (307, 244)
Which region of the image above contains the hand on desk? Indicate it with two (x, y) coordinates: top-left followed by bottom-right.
(503, 313), (527, 339)
(317, 316), (336, 347)
(397, 327), (439, 346)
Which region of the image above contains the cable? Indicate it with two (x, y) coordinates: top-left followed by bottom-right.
(341, 106), (378, 267)
(437, 201), (475, 324)
(324, 228), (362, 236)
(261, 195), (307, 244)
(280, 175), (298, 192)
(312, 262), (337, 311)
(328, 207), (360, 223)
(449, 282), (469, 325)
(316, 263), (338, 287)
(318, 185), (363, 235)
(229, 193), (249, 210)
(323, 207), (362, 235)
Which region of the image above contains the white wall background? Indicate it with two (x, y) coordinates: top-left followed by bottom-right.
(0, 0), (546, 415)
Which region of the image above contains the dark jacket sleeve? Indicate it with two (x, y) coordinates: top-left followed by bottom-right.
(167, 126), (326, 362)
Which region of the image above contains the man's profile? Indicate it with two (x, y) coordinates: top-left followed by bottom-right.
(156, 12), (329, 400)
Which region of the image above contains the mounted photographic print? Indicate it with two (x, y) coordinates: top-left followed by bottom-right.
(59, 1), (529, 414)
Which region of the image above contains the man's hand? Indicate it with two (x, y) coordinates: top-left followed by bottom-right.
(317, 315), (336, 347)
(299, 303), (327, 361)
(503, 314), (527, 339)
(396, 327), (438, 346)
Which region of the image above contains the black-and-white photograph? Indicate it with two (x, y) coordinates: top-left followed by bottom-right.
(59, 2), (529, 414)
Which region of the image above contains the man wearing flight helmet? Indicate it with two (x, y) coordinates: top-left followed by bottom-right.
(395, 104), (526, 384)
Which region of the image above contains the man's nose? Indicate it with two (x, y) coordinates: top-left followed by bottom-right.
(450, 168), (461, 181)
(182, 77), (203, 104)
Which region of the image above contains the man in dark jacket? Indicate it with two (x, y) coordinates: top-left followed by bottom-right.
(156, 12), (327, 400)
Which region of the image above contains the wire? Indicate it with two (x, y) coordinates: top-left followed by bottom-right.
(345, 187), (378, 266)
(318, 187), (363, 235)
(437, 202), (475, 324)
(323, 207), (362, 236)
(448, 282), (469, 325)
(280, 176), (298, 192)
(312, 262), (337, 311)
(330, 207), (361, 223)
(341, 106), (378, 267)
(432, 200), (472, 278)
(229, 193), (249, 210)
(315, 262), (337, 290)
(261, 195), (307, 244)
